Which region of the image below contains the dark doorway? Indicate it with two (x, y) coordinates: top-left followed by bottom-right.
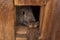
(16, 6), (40, 26)
(15, 6), (40, 40)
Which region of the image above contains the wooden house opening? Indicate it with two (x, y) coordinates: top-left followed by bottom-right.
(16, 6), (40, 26)
(15, 6), (40, 40)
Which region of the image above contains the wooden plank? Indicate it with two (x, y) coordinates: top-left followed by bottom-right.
(16, 26), (27, 34)
(0, 0), (15, 40)
(16, 37), (27, 40)
(0, 9), (4, 40)
(54, 0), (60, 40)
(4, 10), (15, 40)
(49, 0), (57, 40)
(14, 0), (46, 6)
(41, 0), (53, 39)
(40, 6), (45, 32)
(38, 6), (45, 40)
(40, 0), (57, 40)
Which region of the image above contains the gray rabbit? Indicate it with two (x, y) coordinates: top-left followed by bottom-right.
(16, 7), (35, 26)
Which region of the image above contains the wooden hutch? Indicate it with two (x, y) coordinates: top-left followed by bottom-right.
(0, 0), (60, 40)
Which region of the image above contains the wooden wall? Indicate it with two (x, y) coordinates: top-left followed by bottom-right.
(40, 0), (59, 40)
(0, 0), (15, 40)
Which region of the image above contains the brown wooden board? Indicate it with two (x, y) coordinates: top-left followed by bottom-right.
(54, 0), (60, 40)
(40, 6), (45, 33)
(14, 0), (47, 6)
(0, 2), (4, 39)
(0, 0), (15, 40)
(40, 0), (58, 40)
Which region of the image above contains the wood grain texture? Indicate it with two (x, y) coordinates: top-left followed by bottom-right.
(38, 6), (45, 40)
(41, 0), (57, 40)
(16, 37), (27, 40)
(54, 0), (60, 40)
(0, 0), (59, 40)
(40, 6), (45, 33)
(14, 0), (46, 6)
(0, 0), (15, 40)
(0, 9), (4, 40)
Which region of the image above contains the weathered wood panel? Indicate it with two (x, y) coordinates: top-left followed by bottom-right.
(14, 0), (47, 6)
(38, 6), (45, 40)
(0, 10), (4, 40)
(0, 0), (15, 40)
(41, 0), (53, 40)
(55, 0), (60, 40)
(40, 6), (45, 32)
(41, 0), (57, 40)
